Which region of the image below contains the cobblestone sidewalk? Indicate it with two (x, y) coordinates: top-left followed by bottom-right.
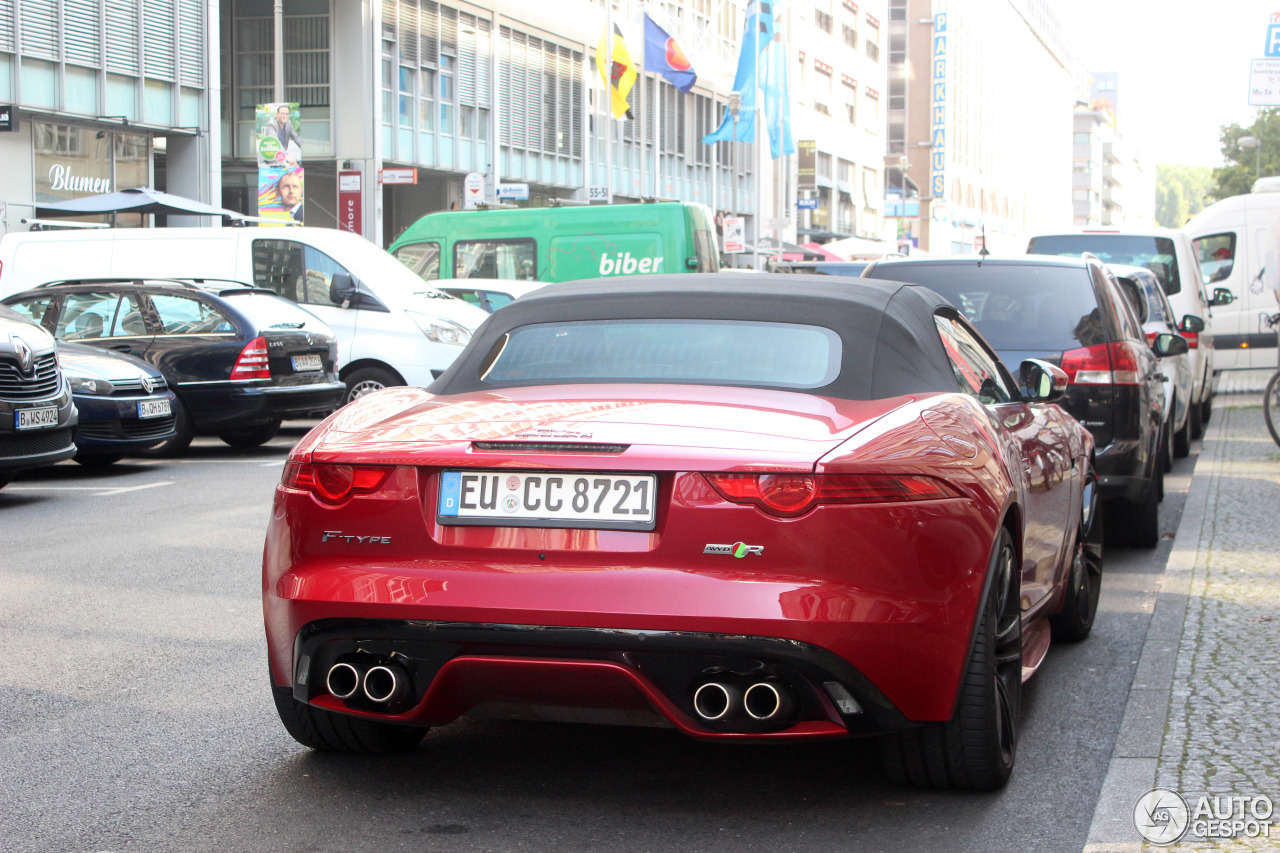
(1085, 379), (1280, 853)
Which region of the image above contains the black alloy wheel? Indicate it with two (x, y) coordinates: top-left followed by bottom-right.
(1050, 470), (1104, 642)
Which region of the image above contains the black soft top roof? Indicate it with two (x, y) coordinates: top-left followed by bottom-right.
(429, 273), (962, 401)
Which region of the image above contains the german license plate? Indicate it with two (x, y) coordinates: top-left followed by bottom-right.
(438, 470), (657, 531)
(15, 406), (58, 430)
(137, 398), (172, 419)
(291, 354), (323, 372)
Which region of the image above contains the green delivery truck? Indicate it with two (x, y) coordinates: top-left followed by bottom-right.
(388, 201), (720, 283)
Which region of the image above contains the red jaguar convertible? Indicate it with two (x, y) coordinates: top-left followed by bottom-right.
(263, 274), (1103, 790)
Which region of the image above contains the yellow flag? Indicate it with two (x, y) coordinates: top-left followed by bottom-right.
(597, 24), (636, 119)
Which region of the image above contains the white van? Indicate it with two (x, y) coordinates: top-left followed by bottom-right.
(0, 227), (489, 402)
(1183, 178), (1280, 371)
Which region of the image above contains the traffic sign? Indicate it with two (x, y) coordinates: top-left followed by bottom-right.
(463, 172), (485, 209)
(797, 198), (818, 210)
(1250, 59), (1280, 106)
(496, 182), (529, 200)
(380, 168), (417, 185)
(723, 216), (745, 253)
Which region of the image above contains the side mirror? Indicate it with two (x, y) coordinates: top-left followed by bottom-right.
(330, 271), (359, 307)
(1152, 332), (1189, 357)
(1020, 358), (1068, 403)
(1209, 287), (1235, 307)
(1179, 314), (1206, 334)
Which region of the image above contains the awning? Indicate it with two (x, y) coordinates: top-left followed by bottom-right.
(36, 187), (244, 220)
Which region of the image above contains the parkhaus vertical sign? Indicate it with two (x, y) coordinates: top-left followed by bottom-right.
(931, 13), (947, 201)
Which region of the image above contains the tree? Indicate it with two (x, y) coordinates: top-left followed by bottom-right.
(1155, 164), (1213, 228)
(1211, 107), (1280, 200)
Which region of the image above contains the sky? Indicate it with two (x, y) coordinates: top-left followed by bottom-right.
(1061, 0), (1277, 168)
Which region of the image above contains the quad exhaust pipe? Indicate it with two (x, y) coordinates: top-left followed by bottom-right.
(325, 659), (410, 707)
(692, 678), (795, 724)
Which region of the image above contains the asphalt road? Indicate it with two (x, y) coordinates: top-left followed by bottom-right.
(0, 425), (1198, 853)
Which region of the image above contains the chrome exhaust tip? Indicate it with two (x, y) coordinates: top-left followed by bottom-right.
(326, 662), (362, 700)
(362, 664), (408, 705)
(692, 681), (742, 721)
(743, 681), (795, 721)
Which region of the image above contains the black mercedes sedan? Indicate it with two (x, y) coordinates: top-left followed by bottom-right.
(863, 255), (1187, 547)
(3, 280), (345, 456)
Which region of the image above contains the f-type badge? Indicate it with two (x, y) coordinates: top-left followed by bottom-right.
(704, 542), (764, 558)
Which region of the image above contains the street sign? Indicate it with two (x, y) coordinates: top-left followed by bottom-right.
(797, 198), (818, 210)
(723, 216), (745, 253)
(1268, 22), (1280, 57)
(380, 168), (418, 185)
(338, 171), (362, 236)
(1250, 59), (1280, 106)
(463, 172), (485, 209)
(496, 182), (529, 201)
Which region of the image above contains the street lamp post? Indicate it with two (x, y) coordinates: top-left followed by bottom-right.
(898, 156), (909, 250)
(728, 91), (741, 215)
(1240, 136), (1261, 178)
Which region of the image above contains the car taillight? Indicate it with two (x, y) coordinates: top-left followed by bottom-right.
(1181, 330), (1199, 349)
(282, 462), (392, 504)
(1059, 342), (1142, 386)
(1145, 331), (1160, 347)
(703, 472), (959, 517)
(230, 336), (271, 379)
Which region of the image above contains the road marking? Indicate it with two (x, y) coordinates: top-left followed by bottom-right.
(97, 482), (174, 496)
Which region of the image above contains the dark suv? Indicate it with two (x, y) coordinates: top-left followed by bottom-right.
(1, 305), (77, 489)
(3, 280), (345, 456)
(863, 255), (1187, 547)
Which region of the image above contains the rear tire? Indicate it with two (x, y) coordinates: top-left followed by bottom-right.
(1124, 476), (1161, 548)
(218, 419), (281, 448)
(137, 398), (194, 458)
(880, 528), (1021, 791)
(1173, 398), (1192, 459)
(1050, 475), (1104, 642)
(1200, 394), (1212, 427)
(1189, 392), (1204, 440)
(1160, 416), (1173, 473)
(271, 683), (427, 754)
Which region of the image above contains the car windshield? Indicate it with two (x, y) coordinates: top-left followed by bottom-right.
(1027, 234), (1181, 294)
(221, 291), (328, 331)
(869, 263), (1105, 351)
(479, 319), (841, 389)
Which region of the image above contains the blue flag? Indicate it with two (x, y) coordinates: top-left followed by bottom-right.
(644, 14), (697, 93)
(702, 0), (793, 158)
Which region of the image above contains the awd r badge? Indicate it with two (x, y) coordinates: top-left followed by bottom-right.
(703, 542), (764, 558)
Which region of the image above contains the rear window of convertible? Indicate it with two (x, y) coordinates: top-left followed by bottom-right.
(478, 319), (842, 389)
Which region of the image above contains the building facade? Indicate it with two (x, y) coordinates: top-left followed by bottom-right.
(0, 0), (218, 236)
(889, 0), (1081, 255)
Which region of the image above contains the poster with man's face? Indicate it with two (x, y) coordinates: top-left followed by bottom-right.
(256, 103), (303, 225)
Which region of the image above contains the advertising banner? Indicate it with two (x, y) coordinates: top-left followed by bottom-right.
(256, 103), (303, 225)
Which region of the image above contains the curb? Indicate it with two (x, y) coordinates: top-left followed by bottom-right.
(1080, 402), (1224, 853)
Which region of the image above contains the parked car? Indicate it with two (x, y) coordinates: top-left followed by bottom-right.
(434, 278), (546, 313)
(1110, 265), (1196, 468)
(55, 341), (177, 467)
(2, 279), (345, 456)
(1025, 228), (1224, 438)
(863, 255), (1186, 547)
(0, 226), (489, 403)
(264, 273), (1102, 791)
(0, 305), (77, 489)
(1182, 178), (1280, 372)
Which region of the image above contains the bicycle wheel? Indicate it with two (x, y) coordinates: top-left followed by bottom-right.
(1265, 371), (1280, 449)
